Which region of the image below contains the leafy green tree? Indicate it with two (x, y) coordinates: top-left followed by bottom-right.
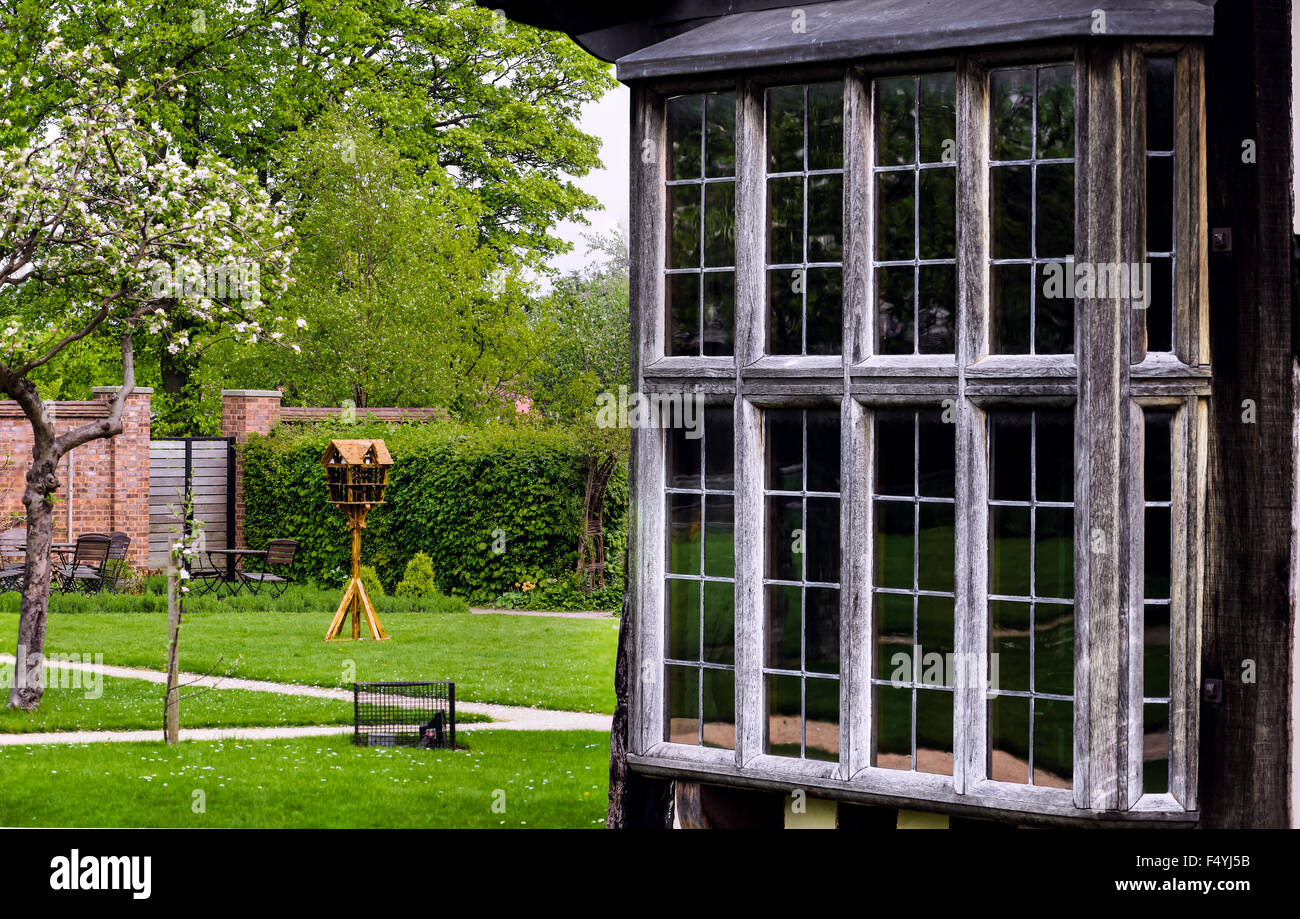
(527, 231), (632, 591)
(530, 231), (631, 424)
(0, 0), (614, 262)
(1, 0), (615, 428)
(206, 112), (540, 416)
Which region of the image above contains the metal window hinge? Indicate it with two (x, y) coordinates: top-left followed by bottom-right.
(1202, 677), (1223, 704)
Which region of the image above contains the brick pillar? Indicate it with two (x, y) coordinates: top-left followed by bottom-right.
(221, 390), (282, 548)
(91, 386), (152, 569)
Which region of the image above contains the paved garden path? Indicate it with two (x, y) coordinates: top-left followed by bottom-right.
(0, 654), (612, 745)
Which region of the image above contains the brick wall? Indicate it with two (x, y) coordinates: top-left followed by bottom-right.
(278, 406), (448, 423)
(0, 388), (152, 569)
(92, 387), (151, 569)
(220, 390), (282, 549)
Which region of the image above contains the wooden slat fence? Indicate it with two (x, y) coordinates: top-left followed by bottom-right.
(148, 437), (235, 566)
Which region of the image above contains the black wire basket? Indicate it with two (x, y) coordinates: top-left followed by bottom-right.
(353, 680), (456, 749)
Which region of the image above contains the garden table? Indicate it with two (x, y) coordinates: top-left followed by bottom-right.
(0, 544), (80, 592)
(196, 547), (267, 597)
(3, 544), (78, 565)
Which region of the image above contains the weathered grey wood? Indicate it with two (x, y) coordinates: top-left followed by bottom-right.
(1168, 399), (1193, 808)
(1130, 353), (1212, 379)
(743, 356), (844, 376)
(843, 397), (871, 775)
(627, 749), (1199, 826)
(965, 385), (1078, 402)
(1130, 382), (1212, 398)
(954, 55), (990, 797)
(851, 384), (968, 400)
(957, 398), (990, 793)
(733, 397), (764, 766)
(844, 69), (872, 363)
(1175, 44), (1208, 366)
(731, 80), (765, 769)
(957, 56), (990, 370)
(644, 357), (735, 377)
(853, 357), (959, 377)
(626, 81), (664, 759)
(1124, 401), (1145, 807)
(642, 380), (738, 395)
(741, 382), (847, 398)
(1198, 0), (1291, 828)
(1075, 42), (1136, 811)
(1129, 44), (1149, 366)
(966, 355), (1077, 378)
(735, 80), (765, 368)
(605, 80), (681, 826)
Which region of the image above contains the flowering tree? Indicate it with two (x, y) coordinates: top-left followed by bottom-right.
(0, 33), (296, 710)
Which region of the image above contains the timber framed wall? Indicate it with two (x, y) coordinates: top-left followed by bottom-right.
(1198, 0), (1293, 829)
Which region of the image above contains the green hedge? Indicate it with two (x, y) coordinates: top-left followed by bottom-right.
(240, 421), (627, 606)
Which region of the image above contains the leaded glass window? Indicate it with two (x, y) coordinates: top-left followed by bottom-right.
(764, 408), (841, 760)
(666, 92), (736, 356)
(765, 84), (844, 356)
(873, 74), (958, 355)
(665, 408), (736, 748)
(1142, 58), (1176, 355)
(986, 410), (1075, 787)
(872, 409), (956, 775)
(989, 64), (1076, 355)
(1141, 409), (1174, 794)
(636, 44), (1207, 821)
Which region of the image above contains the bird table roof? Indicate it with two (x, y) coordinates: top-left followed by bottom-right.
(321, 439), (393, 467)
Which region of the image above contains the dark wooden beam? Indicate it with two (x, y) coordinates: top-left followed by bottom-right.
(1199, 0), (1293, 828)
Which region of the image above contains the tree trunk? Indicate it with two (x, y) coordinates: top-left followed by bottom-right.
(7, 445), (60, 710)
(577, 453), (616, 592)
(164, 567), (182, 743)
(3, 332), (136, 712)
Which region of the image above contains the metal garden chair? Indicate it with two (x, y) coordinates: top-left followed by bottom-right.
(102, 531), (131, 593)
(0, 526), (25, 592)
(54, 533), (113, 594)
(239, 539), (298, 598)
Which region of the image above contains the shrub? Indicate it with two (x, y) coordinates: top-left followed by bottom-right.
(240, 420), (628, 606)
(359, 565), (385, 598)
(395, 552), (437, 598)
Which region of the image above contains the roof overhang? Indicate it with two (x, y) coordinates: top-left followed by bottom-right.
(608, 0), (1217, 81)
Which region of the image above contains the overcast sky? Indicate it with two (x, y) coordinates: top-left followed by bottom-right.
(547, 82), (631, 278)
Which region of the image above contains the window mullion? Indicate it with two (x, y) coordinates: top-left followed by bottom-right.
(1073, 42), (1138, 811)
(733, 79), (767, 767)
(1170, 395), (1202, 808)
(953, 54), (990, 795)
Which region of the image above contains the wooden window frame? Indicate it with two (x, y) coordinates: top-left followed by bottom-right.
(627, 40), (1209, 824)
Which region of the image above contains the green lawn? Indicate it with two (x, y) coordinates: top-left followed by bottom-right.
(0, 674), (352, 733)
(0, 674), (492, 733)
(0, 731), (610, 828)
(0, 610), (619, 713)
